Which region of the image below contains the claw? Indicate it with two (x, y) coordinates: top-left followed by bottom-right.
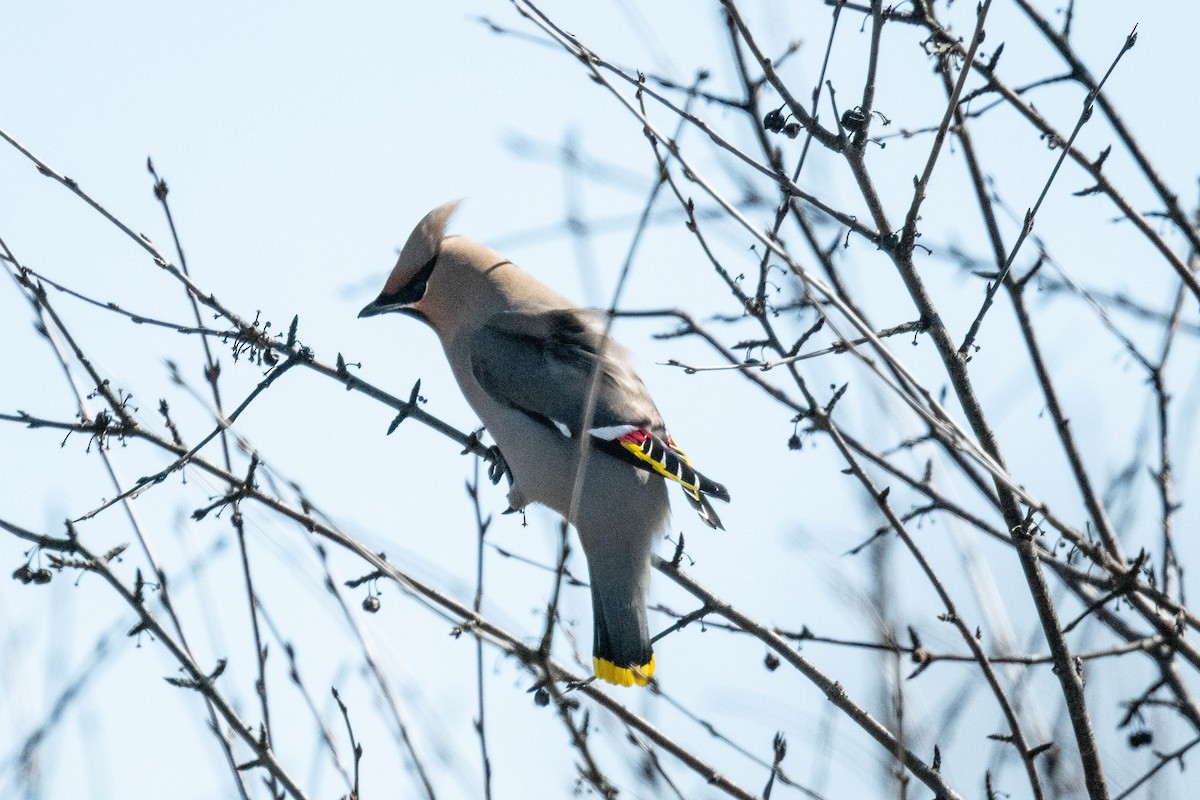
(486, 444), (511, 486)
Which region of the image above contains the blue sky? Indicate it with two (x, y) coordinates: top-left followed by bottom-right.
(3, 2), (1198, 798)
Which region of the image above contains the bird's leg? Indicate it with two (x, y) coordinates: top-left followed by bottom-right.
(463, 426), (510, 486)
(480, 438), (513, 489)
(486, 443), (512, 487)
(464, 426), (522, 517)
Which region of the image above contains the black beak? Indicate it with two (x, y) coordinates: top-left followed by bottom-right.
(358, 299), (386, 318)
(358, 299), (426, 325)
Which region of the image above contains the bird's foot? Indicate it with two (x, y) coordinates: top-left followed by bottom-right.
(485, 444), (511, 487)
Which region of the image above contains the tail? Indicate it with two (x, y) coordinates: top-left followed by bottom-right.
(580, 516), (657, 687)
(574, 458), (666, 687)
(591, 583), (655, 687)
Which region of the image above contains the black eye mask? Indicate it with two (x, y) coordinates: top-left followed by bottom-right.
(379, 253), (437, 306)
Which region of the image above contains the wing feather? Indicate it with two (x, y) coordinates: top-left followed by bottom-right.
(469, 308), (661, 436)
(469, 309), (729, 526)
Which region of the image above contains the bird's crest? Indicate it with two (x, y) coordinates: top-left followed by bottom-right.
(382, 199), (462, 295)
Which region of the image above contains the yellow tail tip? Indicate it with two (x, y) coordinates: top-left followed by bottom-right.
(593, 654), (655, 687)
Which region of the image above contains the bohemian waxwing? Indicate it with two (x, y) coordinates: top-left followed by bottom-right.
(359, 201), (730, 686)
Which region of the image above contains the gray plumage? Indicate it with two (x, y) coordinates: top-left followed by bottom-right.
(470, 308), (661, 437)
(359, 201), (729, 686)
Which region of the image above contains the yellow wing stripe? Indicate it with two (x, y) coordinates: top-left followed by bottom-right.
(618, 439), (703, 497)
(594, 654), (655, 687)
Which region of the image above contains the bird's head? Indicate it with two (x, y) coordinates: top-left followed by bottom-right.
(359, 200), (568, 340)
(358, 199), (464, 330)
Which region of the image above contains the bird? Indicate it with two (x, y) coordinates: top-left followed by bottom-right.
(358, 201), (730, 686)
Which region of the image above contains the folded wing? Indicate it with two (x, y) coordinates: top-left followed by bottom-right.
(469, 308), (729, 528)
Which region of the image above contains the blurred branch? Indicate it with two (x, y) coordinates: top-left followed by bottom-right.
(1011, 0), (1200, 257)
(655, 556), (961, 799)
(6, 521), (310, 799)
(5, 3), (1199, 797)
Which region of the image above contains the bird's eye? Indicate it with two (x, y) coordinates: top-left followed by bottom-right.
(381, 254), (437, 306)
